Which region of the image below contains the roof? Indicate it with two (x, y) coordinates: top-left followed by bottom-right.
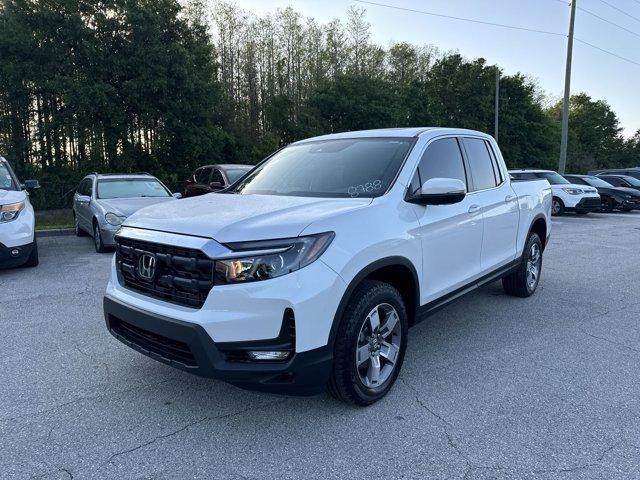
(198, 164), (252, 170)
(508, 169), (555, 173)
(294, 127), (493, 143)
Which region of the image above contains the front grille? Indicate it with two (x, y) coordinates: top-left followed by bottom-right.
(110, 316), (197, 367)
(116, 237), (214, 309)
(579, 197), (602, 208)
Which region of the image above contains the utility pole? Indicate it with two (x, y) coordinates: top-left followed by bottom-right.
(559, 0), (577, 174)
(494, 68), (500, 142)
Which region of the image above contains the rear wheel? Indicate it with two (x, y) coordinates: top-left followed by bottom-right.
(502, 233), (543, 298)
(551, 197), (564, 216)
(328, 280), (408, 406)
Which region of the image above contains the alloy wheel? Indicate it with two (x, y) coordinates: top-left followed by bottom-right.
(552, 200), (561, 215)
(355, 303), (402, 389)
(526, 243), (541, 291)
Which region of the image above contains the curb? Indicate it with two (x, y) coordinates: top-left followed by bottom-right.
(36, 228), (75, 238)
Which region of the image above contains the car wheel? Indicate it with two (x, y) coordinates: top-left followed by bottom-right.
(601, 198), (614, 213)
(93, 221), (107, 253)
(23, 241), (39, 268)
(551, 197), (564, 216)
(328, 280), (408, 406)
(74, 213), (87, 236)
(502, 232), (543, 298)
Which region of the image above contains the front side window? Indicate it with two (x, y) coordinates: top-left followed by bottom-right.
(0, 162), (18, 191)
(97, 178), (170, 199)
(409, 138), (468, 195)
(601, 177), (622, 186)
(535, 172), (570, 185)
(463, 138), (498, 191)
(211, 169), (225, 185)
(231, 138), (414, 198)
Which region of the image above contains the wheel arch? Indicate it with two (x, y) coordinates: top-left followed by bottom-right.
(328, 256), (420, 348)
(528, 214), (548, 250)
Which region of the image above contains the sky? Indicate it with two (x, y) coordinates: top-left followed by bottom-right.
(232, 0), (640, 136)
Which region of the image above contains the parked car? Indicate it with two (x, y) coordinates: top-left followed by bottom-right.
(594, 174), (640, 193)
(563, 174), (640, 212)
(509, 169), (600, 216)
(588, 167), (640, 181)
(73, 173), (181, 253)
(104, 127), (552, 405)
(0, 156), (40, 268)
(184, 164), (252, 197)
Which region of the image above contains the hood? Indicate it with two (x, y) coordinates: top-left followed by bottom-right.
(98, 197), (176, 217)
(0, 189), (26, 206)
(613, 186), (640, 197)
(124, 193), (373, 243)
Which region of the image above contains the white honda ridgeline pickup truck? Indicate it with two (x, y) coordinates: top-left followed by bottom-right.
(104, 128), (552, 405)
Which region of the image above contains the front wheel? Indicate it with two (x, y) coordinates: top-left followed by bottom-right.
(93, 221), (107, 253)
(551, 197), (565, 216)
(502, 233), (543, 298)
(328, 280), (408, 406)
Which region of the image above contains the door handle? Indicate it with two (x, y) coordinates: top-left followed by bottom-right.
(505, 195), (515, 202)
(468, 204), (481, 214)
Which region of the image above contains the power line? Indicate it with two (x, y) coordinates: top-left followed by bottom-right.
(354, 0), (640, 68)
(353, 0), (567, 37)
(577, 5), (640, 39)
(575, 37), (640, 66)
(594, 0), (640, 24)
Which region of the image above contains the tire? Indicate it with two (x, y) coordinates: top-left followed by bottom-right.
(551, 197), (565, 216)
(502, 233), (543, 298)
(22, 241), (39, 268)
(93, 221), (107, 253)
(74, 213), (87, 236)
(328, 280), (408, 406)
(601, 197), (614, 213)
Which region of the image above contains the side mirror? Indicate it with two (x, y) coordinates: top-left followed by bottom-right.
(407, 178), (466, 205)
(22, 179), (40, 191)
(172, 192), (183, 199)
(76, 194), (91, 204)
(209, 181), (224, 189)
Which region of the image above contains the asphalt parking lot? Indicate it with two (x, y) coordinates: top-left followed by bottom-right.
(1, 212), (640, 480)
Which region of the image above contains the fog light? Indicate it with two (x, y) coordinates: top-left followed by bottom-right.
(11, 249), (20, 256)
(247, 351), (291, 361)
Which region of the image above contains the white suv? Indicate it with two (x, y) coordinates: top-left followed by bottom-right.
(104, 128), (552, 405)
(0, 157), (39, 268)
(509, 169), (601, 215)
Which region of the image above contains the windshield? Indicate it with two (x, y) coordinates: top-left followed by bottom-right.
(231, 138), (414, 198)
(621, 175), (640, 187)
(97, 178), (171, 199)
(225, 168), (250, 184)
(536, 172), (570, 185)
(0, 162), (18, 191)
(584, 177), (613, 188)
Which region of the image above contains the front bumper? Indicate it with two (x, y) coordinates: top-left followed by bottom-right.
(99, 225), (119, 246)
(0, 241), (35, 268)
(104, 295), (333, 396)
(567, 196), (601, 213)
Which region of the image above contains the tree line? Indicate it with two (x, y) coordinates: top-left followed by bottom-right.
(0, 0), (638, 208)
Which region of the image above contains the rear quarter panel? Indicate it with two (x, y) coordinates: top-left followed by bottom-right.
(510, 179), (552, 255)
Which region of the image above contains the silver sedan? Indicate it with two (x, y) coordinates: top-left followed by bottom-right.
(72, 173), (181, 252)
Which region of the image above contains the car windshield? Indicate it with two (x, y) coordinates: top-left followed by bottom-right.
(230, 138), (414, 198)
(620, 175), (640, 187)
(0, 162), (18, 191)
(584, 177), (613, 188)
(536, 172), (570, 185)
(97, 178), (170, 199)
(225, 168), (250, 184)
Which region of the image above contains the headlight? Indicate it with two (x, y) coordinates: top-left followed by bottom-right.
(104, 212), (126, 226)
(562, 188), (583, 195)
(215, 232), (335, 284)
(0, 201), (25, 223)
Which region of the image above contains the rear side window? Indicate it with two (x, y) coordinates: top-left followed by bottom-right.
(409, 138), (468, 195)
(463, 138), (498, 191)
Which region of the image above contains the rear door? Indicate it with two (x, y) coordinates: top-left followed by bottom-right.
(462, 137), (519, 272)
